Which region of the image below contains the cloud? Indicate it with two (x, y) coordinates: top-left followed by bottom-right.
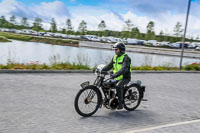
(106, 0), (188, 15)
(0, 0), (199, 37)
(0, 0), (31, 18)
(123, 11), (150, 32)
(70, 7), (125, 31)
(68, 3), (200, 37)
(32, 1), (71, 22)
(0, 0), (70, 25)
(110, 10), (124, 21)
(130, 0), (188, 14)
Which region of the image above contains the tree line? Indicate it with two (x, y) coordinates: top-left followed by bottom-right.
(0, 15), (199, 42)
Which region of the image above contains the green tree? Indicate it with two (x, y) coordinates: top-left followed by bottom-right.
(158, 30), (164, 42)
(32, 17), (43, 31)
(123, 19), (134, 31)
(50, 18), (57, 32)
(159, 30), (164, 36)
(21, 17), (29, 27)
(130, 27), (140, 38)
(147, 21), (154, 32)
(103, 30), (111, 36)
(62, 28), (66, 34)
(78, 20), (87, 34)
(196, 36), (199, 40)
(66, 19), (73, 31)
(121, 31), (129, 38)
(98, 20), (106, 31)
(0, 16), (6, 24)
(0, 16), (10, 28)
(173, 22), (183, 37)
(146, 21), (156, 40)
(10, 15), (16, 24)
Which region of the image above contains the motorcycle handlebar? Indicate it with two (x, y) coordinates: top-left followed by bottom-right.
(93, 69), (112, 75)
(101, 71), (109, 75)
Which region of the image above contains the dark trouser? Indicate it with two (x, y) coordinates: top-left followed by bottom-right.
(116, 79), (130, 105)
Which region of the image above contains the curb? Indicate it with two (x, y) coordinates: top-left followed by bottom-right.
(0, 70), (92, 73)
(0, 70), (199, 73)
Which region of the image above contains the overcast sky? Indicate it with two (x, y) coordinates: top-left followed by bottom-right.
(0, 0), (199, 38)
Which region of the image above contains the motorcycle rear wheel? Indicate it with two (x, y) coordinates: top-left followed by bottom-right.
(123, 84), (142, 111)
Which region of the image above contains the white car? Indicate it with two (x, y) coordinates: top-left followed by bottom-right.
(44, 32), (54, 37)
(127, 38), (138, 45)
(195, 46), (200, 51)
(170, 43), (180, 48)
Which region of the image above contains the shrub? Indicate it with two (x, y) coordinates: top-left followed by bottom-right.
(0, 36), (11, 42)
(183, 63), (200, 71)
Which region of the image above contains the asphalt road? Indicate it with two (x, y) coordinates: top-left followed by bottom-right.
(0, 73), (200, 133)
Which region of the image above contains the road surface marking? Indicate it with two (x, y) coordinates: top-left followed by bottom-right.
(124, 119), (200, 133)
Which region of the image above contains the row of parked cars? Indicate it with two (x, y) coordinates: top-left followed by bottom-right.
(126, 38), (200, 50)
(0, 28), (81, 39)
(1, 28), (200, 50)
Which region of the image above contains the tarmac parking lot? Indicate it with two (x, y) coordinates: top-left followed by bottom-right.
(0, 73), (200, 133)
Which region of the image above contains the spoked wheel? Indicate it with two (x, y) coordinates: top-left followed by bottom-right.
(123, 85), (142, 111)
(74, 86), (101, 117)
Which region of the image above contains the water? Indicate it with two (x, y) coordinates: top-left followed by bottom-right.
(0, 40), (199, 67)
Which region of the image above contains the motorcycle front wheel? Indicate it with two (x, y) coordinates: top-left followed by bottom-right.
(74, 86), (101, 117)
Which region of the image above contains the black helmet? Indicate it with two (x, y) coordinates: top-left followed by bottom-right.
(113, 42), (126, 51)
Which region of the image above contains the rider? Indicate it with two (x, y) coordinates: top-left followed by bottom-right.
(102, 42), (131, 109)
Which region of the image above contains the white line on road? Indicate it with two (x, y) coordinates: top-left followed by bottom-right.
(124, 119), (200, 133)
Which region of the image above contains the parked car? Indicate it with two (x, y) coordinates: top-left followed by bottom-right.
(0, 28), (9, 32)
(21, 29), (37, 35)
(100, 36), (112, 43)
(170, 43), (180, 48)
(146, 40), (157, 46)
(195, 46), (200, 51)
(126, 38), (138, 45)
(44, 32), (54, 37)
(37, 32), (45, 36)
(188, 43), (197, 49)
(160, 41), (170, 46)
(82, 35), (101, 42)
(176, 42), (189, 48)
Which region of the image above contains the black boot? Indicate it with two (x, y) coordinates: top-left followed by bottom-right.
(117, 88), (124, 110)
(117, 102), (124, 109)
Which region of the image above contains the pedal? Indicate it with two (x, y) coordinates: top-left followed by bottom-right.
(141, 99), (148, 101)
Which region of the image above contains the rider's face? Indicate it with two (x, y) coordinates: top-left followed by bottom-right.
(115, 48), (120, 55)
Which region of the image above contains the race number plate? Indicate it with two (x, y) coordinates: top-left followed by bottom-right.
(80, 81), (90, 88)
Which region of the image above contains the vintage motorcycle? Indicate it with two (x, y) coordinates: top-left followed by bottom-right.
(74, 64), (146, 117)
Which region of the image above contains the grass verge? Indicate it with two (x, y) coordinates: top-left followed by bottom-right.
(0, 63), (199, 71)
(0, 36), (11, 42)
(0, 32), (79, 46)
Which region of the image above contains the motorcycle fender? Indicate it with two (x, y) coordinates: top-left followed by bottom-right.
(80, 81), (90, 89)
(126, 83), (141, 90)
(126, 83), (146, 99)
(126, 81), (145, 93)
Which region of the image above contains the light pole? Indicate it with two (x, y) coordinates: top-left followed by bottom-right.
(179, 0), (191, 70)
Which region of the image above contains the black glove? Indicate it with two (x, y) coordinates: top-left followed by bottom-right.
(110, 74), (117, 79)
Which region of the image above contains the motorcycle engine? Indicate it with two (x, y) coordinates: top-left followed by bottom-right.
(109, 98), (119, 110)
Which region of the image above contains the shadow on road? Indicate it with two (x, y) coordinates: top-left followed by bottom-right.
(79, 109), (157, 123)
